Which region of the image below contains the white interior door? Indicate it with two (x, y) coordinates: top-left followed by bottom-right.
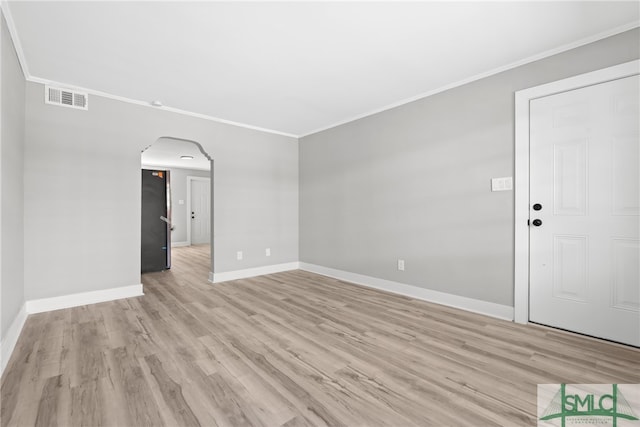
(189, 178), (211, 245)
(529, 75), (639, 346)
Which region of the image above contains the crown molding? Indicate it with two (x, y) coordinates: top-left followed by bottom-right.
(0, 1), (298, 139)
(299, 20), (640, 138)
(3, 1), (638, 140)
(26, 75), (299, 138)
(0, 1), (30, 78)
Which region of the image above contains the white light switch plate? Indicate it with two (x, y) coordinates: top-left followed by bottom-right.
(237, 251), (243, 260)
(491, 176), (513, 192)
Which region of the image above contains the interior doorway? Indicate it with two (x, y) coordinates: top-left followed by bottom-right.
(141, 137), (213, 277)
(187, 176), (211, 246)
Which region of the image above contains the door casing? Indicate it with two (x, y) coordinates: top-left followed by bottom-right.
(513, 59), (639, 324)
(186, 176), (211, 246)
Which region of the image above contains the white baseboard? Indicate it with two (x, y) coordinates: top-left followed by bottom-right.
(1, 303), (27, 377)
(171, 241), (190, 247)
(1, 285), (144, 377)
(299, 263), (514, 321)
(210, 262), (300, 283)
(209, 261), (513, 320)
(26, 284), (144, 314)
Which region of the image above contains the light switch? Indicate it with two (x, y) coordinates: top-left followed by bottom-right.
(178, 200), (184, 205)
(237, 251), (243, 260)
(491, 177), (513, 192)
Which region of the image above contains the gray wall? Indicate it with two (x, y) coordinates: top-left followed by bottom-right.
(299, 29), (640, 307)
(24, 82), (298, 300)
(1, 11), (26, 338)
(140, 165), (211, 245)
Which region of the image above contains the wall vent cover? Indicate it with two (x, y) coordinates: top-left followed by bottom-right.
(45, 86), (88, 110)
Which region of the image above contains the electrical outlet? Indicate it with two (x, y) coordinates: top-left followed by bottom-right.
(398, 259), (405, 271)
(265, 248), (271, 257)
(237, 251), (243, 260)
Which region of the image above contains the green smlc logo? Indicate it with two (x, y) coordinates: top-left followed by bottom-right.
(540, 384), (639, 427)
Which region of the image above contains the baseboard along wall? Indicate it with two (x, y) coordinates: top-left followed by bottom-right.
(25, 284), (144, 314)
(1, 284), (143, 377)
(210, 262), (300, 283)
(209, 261), (514, 320)
(3, 262), (514, 377)
(0, 303), (27, 377)
(298, 263), (514, 321)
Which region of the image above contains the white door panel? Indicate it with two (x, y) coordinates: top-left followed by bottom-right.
(611, 238), (640, 312)
(612, 135), (639, 216)
(190, 178), (211, 245)
(529, 75), (640, 346)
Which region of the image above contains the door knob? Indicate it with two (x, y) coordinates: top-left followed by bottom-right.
(532, 219), (542, 227)
(533, 203), (542, 211)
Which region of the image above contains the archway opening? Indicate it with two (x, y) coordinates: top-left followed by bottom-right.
(140, 137), (213, 280)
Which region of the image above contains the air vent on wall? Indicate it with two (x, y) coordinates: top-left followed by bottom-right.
(45, 86), (88, 110)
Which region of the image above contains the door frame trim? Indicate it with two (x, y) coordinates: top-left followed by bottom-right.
(513, 59), (639, 324)
(186, 176), (211, 246)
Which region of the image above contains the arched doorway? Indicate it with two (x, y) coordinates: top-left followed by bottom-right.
(140, 137), (213, 278)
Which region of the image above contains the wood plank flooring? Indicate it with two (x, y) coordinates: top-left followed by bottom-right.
(2, 244), (639, 426)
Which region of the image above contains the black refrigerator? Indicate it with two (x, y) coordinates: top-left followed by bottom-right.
(141, 169), (171, 273)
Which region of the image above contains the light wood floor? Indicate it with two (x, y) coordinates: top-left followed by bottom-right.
(2, 245), (638, 426)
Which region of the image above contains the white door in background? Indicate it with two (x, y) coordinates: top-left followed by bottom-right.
(529, 75), (639, 346)
(188, 177), (211, 245)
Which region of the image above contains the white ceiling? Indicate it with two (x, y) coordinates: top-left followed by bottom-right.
(142, 137), (211, 171)
(6, 1), (639, 137)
